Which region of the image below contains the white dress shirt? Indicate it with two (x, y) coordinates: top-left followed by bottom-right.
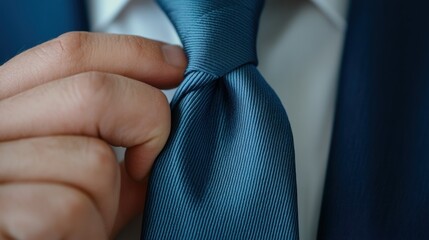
(87, 0), (349, 239)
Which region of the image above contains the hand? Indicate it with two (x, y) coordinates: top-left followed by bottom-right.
(0, 32), (187, 239)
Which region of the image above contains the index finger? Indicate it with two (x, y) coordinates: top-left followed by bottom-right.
(0, 32), (187, 99)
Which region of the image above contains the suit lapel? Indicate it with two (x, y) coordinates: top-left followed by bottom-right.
(0, 0), (88, 64)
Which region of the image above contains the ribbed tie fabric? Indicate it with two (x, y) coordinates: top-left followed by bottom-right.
(141, 0), (299, 239)
(318, 0), (429, 239)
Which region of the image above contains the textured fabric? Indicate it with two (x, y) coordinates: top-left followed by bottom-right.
(97, 1), (348, 239)
(141, 0), (299, 239)
(318, 0), (429, 239)
(0, 0), (88, 64)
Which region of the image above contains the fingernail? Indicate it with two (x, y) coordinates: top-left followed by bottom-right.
(162, 44), (187, 67)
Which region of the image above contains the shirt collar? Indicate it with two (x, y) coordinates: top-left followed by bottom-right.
(311, 0), (349, 31)
(87, 0), (349, 32)
(87, 0), (130, 31)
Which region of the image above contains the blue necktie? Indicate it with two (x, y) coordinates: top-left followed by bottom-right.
(141, 0), (299, 239)
(0, 0), (88, 64)
(319, 0), (429, 239)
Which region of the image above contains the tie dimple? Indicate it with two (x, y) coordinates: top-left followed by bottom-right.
(157, 0), (262, 77)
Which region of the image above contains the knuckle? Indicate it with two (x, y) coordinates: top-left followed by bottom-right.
(55, 31), (87, 62)
(1, 186), (89, 240)
(58, 189), (92, 220)
(124, 35), (143, 49)
(31, 31), (87, 74)
(69, 72), (112, 113)
(84, 138), (118, 185)
(6, 215), (52, 240)
(123, 35), (150, 57)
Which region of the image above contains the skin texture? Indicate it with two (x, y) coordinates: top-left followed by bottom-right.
(0, 32), (187, 239)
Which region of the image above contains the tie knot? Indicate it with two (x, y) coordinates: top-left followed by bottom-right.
(158, 0), (263, 77)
